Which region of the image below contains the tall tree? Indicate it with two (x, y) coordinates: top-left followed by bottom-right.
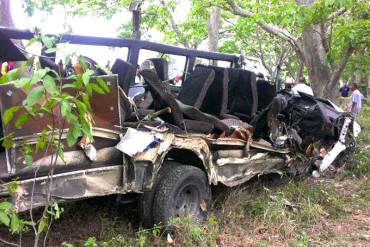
(208, 6), (221, 52)
(222, 0), (369, 99)
(23, 0), (226, 50)
(0, 0), (14, 27)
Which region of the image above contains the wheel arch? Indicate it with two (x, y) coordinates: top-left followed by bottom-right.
(164, 148), (208, 175)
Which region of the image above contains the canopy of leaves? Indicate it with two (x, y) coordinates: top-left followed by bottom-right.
(24, 0), (369, 80)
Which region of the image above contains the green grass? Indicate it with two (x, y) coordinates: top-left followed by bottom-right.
(347, 104), (370, 175)
(66, 105), (370, 246)
(7, 105), (369, 247)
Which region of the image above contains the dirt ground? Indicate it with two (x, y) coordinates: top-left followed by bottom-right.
(1, 172), (369, 247)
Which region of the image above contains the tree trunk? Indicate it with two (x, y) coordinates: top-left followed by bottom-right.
(301, 25), (332, 97)
(0, 0), (14, 27)
(208, 6), (220, 52)
(295, 0), (332, 97)
(367, 76), (370, 101)
(132, 10), (141, 40)
(207, 6), (220, 65)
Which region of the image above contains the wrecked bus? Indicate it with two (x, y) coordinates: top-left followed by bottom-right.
(0, 27), (360, 226)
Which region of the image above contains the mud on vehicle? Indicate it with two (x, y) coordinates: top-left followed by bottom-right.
(0, 27), (361, 227)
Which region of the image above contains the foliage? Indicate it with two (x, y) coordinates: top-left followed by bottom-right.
(23, 0), (369, 81)
(23, 0), (213, 49)
(347, 104), (370, 176)
(0, 34), (109, 243)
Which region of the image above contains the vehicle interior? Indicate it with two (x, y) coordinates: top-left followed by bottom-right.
(0, 27), (279, 180)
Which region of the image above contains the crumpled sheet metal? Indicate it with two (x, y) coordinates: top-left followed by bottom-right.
(215, 154), (286, 187)
(133, 133), (219, 185)
(9, 165), (124, 212)
(133, 133), (175, 162)
(171, 135), (218, 185)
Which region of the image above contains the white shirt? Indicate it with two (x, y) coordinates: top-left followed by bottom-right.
(351, 89), (364, 114)
(292, 83), (314, 96)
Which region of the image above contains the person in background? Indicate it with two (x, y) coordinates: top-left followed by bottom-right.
(339, 82), (350, 98)
(349, 82), (364, 117)
(58, 60), (64, 72)
(105, 61), (111, 71)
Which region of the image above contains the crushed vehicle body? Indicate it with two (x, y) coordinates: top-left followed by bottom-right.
(0, 27), (360, 225)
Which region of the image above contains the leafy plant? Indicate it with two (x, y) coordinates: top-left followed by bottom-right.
(0, 34), (109, 246)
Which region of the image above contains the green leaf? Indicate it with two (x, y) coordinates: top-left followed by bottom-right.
(91, 83), (105, 94)
(3, 106), (20, 126)
(82, 69), (94, 86)
(14, 77), (31, 89)
(71, 124), (82, 139)
(41, 35), (55, 49)
(45, 47), (58, 54)
(31, 69), (48, 84)
(81, 119), (93, 141)
(24, 86), (44, 106)
(24, 154), (33, 167)
(26, 36), (39, 47)
(6, 69), (20, 82)
(62, 83), (77, 89)
(0, 74), (8, 84)
(2, 134), (14, 149)
(78, 56), (89, 71)
(66, 128), (78, 147)
(0, 201), (12, 211)
(57, 146), (65, 163)
(60, 101), (71, 118)
(81, 93), (91, 109)
(75, 99), (87, 115)
(0, 211), (10, 226)
(65, 111), (78, 123)
(10, 213), (21, 233)
(36, 130), (47, 150)
(41, 98), (57, 113)
(96, 77), (110, 93)
(15, 112), (32, 128)
(86, 84), (93, 96)
(23, 144), (33, 167)
(43, 75), (58, 95)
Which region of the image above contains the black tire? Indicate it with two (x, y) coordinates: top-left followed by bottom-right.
(138, 161), (180, 228)
(152, 165), (211, 226)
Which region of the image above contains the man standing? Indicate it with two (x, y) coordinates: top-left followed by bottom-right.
(349, 83), (364, 117)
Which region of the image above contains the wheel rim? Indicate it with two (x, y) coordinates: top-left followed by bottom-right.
(173, 184), (201, 219)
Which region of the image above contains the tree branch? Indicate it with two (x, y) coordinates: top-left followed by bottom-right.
(329, 45), (354, 87)
(0, 237), (20, 247)
(159, 0), (190, 48)
(256, 32), (273, 75)
(328, 7), (346, 21)
(225, 0), (302, 53)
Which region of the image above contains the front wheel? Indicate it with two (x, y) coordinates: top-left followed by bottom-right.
(153, 165), (211, 225)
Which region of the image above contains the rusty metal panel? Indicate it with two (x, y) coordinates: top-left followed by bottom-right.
(0, 75), (120, 139)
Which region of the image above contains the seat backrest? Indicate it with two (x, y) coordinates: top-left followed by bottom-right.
(195, 64), (229, 116)
(177, 66), (215, 109)
(111, 59), (136, 94)
(140, 60), (184, 126)
(256, 79), (276, 112)
(228, 68), (257, 120)
(148, 58), (169, 81)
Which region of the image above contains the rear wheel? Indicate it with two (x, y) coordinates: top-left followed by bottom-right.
(153, 165), (211, 225)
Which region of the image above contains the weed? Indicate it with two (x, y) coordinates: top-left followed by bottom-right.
(347, 148), (370, 175)
(289, 230), (310, 247)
